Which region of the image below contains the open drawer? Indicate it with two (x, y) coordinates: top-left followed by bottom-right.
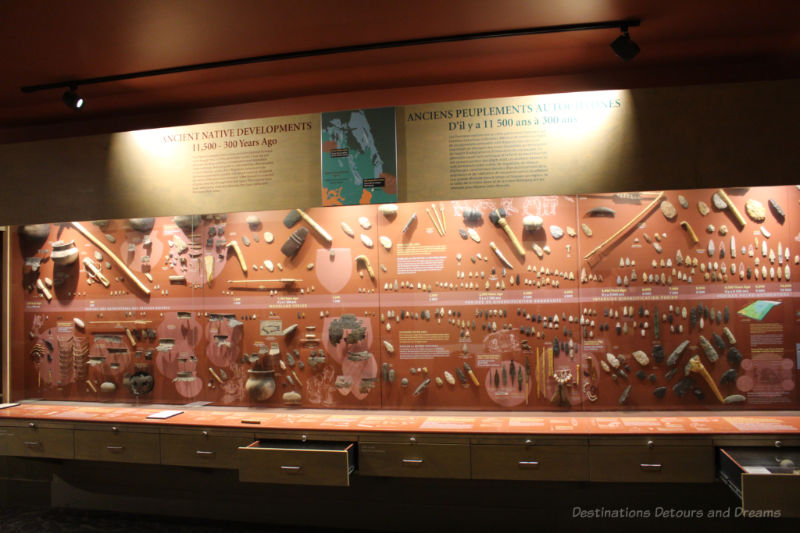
(718, 447), (800, 518)
(237, 440), (355, 486)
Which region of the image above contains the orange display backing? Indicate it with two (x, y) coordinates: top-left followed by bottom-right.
(1, 403), (800, 435)
(9, 187), (800, 412)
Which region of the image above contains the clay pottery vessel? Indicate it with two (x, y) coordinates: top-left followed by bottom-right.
(246, 369), (276, 401)
(51, 240), (79, 266)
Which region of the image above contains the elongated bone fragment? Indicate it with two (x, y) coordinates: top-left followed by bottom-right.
(205, 255), (215, 286)
(355, 255), (375, 280)
(36, 278), (52, 301)
(82, 257), (110, 287)
(584, 192), (664, 264)
(687, 355), (724, 403)
(715, 188), (747, 228)
(489, 242), (513, 269)
(426, 208), (443, 236)
(225, 240), (248, 273)
(72, 221), (149, 295)
(680, 221), (699, 244)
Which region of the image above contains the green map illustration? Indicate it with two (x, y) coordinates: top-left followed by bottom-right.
(321, 107), (397, 205)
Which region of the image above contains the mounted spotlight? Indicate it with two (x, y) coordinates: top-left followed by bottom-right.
(610, 25), (640, 61)
(62, 87), (84, 110)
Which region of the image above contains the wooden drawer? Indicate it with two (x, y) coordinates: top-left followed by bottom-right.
(359, 441), (470, 479)
(161, 428), (254, 469)
(471, 443), (588, 481)
(589, 437), (713, 483)
(0, 422), (74, 459)
(237, 440), (355, 486)
(74, 424), (160, 464)
(718, 447), (800, 518)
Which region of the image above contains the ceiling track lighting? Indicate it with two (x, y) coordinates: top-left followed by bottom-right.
(610, 24), (640, 61)
(22, 18), (641, 102)
(61, 86), (84, 110)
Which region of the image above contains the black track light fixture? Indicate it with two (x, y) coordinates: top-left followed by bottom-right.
(610, 25), (640, 61)
(62, 86), (84, 110)
(23, 18), (641, 103)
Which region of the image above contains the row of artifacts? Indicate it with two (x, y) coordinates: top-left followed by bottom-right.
(13, 184), (800, 410)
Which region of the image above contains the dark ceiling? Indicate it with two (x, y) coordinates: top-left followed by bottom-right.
(2, 0), (799, 138)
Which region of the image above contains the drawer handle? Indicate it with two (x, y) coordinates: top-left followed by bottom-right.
(23, 441), (42, 448)
(280, 465), (302, 472)
(106, 445), (125, 452)
(402, 458), (424, 465)
(640, 463), (662, 472)
(518, 461), (540, 468)
(196, 450), (216, 457)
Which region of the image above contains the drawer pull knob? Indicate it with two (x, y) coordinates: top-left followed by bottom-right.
(640, 463), (662, 472)
(402, 458), (424, 465)
(196, 450), (215, 456)
(280, 465), (302, 472)
(106, 445), (125, 452)
(518, 461), (539, 468)
(23, 441), (42, 448)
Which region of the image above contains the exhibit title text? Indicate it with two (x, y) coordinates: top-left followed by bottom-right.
(161, 121), (313, 143)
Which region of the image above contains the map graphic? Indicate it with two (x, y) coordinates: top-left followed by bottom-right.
(321, 107), (397, 205)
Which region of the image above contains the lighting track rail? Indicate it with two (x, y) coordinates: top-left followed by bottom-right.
(21, 19), (640, 95)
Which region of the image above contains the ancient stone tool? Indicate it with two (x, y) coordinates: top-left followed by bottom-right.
(489, 241), (513, 269)
(426, 208), (443, 236)
(679, 220), (699, 244)
(402, 213), (417, 233)
(35, 278), (52, 301)
(283, 208), (332, 245)
(72, 221), (150, 295)
(226, 240), (248, 273)
(204, 255), (215, 286)
(715, 188), (747, 229)
(463, 362), (480, 386)
(687, 355), (724, 403)
(489, 208), (525, 258)
(355, 255), (375, 280)
(280, 227), (309, 258)
(82, 257), (110, 287)
(583, 191), (664, 265)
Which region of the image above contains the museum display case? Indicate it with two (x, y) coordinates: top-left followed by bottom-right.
(5, 186), (798, 412)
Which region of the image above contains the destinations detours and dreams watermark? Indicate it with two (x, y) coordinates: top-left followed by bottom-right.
(572, 506), (782, 519)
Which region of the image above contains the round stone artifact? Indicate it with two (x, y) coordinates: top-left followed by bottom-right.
(523, 215), (543, 231)
(745, 198), (766, 222)
(660, 200), (677, 220)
